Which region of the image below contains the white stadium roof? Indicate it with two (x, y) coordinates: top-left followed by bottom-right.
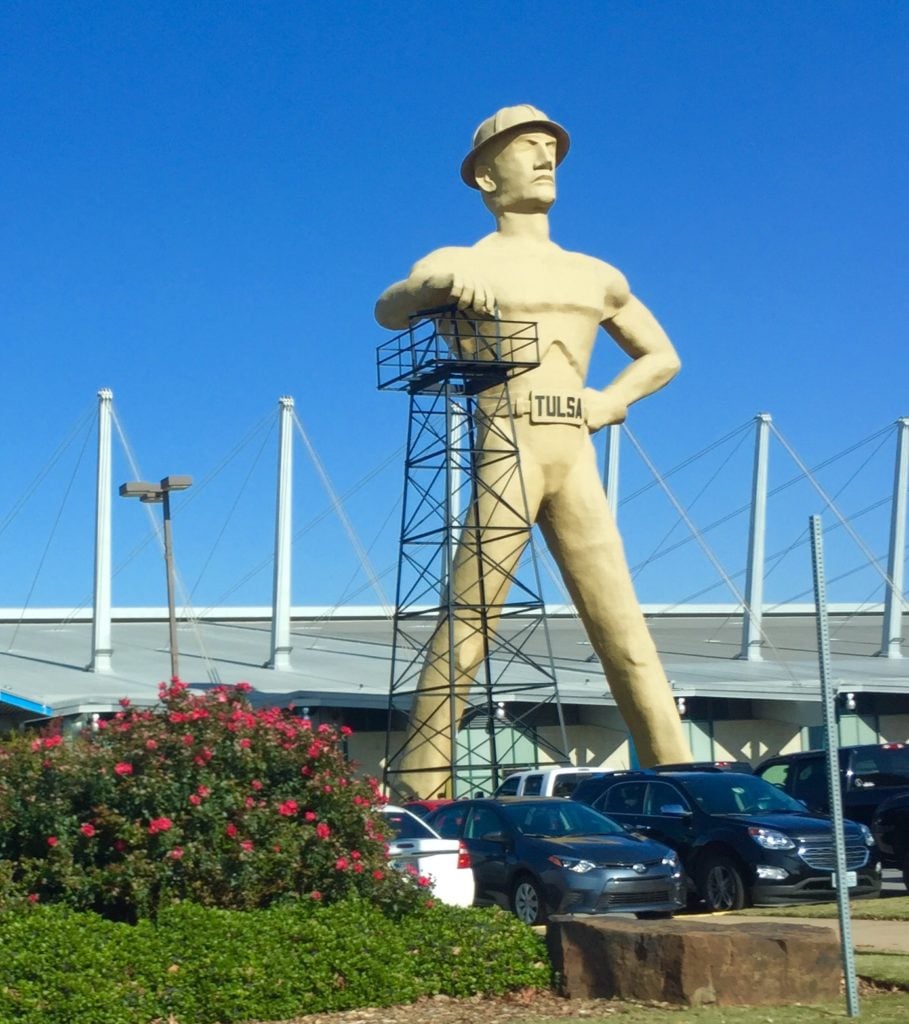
(1, 604), (905, 720)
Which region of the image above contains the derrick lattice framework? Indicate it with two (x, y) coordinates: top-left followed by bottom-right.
(376, 310), (570, 796)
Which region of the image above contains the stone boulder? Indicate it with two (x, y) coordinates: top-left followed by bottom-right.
(546, 916), (842, 1006)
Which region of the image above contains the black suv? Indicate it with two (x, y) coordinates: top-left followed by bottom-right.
(871, 791), (909, 890)
(572, 770), (880, 911)
(755, 743), (909, 828)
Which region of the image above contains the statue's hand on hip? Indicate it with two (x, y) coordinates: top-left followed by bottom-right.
(583, 388), (628, 432)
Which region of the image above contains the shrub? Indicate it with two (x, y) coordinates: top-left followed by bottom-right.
(0, 681), (424, 919)
(0, 899), (552, 1023)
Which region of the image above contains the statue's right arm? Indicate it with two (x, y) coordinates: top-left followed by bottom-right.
(374, 249), (495, 330)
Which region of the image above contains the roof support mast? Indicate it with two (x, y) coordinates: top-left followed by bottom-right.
(268, 396), (294, 670)
(603, 423), (621, 519)
(89, 388), (113, 672)
(880, 417), (909, 659)
(739, 413), (771, 661)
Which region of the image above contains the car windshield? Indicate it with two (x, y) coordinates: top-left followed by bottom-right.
(502, 800), (625, 837)
(681, 773), (806, 815)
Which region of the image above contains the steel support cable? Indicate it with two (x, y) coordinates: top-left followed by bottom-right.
(701, 429), (893, 641)
(187, 423), (274, 600)
(110, 405), (175, 581)
(170, 561), (223, 683)
(292, 411), (391, 616)
(619, 419), (754, 507)
(195, 445), (404, 615)
(627, 423), (894, 575)
(168, 409), (274, 679)
(164, 411), (277, 514)
(668, 496), (893, 609)
(113, 406), (278, 640)
(769, 423), (904, 606)
(7, 423), (92, 652)
(761, 428), (892, 590)
(631, 426), (750, 582)
(755, 432), (895, 636)
(0, 402), (95, 539)
(58, 409), (183, 622)
(538, 546), (574, 608)
(319, 562), (398, 615)
(319, 497), (402, 622)
(518, 426), (751, 619)
(108, 404), (221, 680)
(623, 426), (805, 684)
(768, 555), (890, 606)
(106, 402), (271, 591)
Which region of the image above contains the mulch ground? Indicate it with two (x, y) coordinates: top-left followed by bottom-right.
(253, 977), (901, 1024)
(254, 989), (622, 1024)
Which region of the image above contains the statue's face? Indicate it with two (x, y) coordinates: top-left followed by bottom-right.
(476, 129), (558, 213)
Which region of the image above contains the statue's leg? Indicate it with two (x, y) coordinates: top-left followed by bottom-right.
(394, 429), (544, 798)
(537, 434), (692, 767)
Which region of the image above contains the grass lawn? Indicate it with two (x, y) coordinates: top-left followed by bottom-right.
(525, 992), (909, 1024)
(857, 953), (909, 989)
(734, 896), (909, 921)
(723, 896), (909, 989)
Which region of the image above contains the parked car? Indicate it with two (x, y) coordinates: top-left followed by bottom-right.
(380, 805), (475, 907)
(425, 796), (684, 925)
(755, 743), (909, 827)
(572, 770), (881, 911)
(870, 790), (909, 889)
(654, 760), (753, 774)
(402, 798), (453, 820)
(493, 766), (595, 798)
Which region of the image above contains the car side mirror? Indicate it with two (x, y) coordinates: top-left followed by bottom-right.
(659, 803), (691, 816)
(480, 830), (508, 843)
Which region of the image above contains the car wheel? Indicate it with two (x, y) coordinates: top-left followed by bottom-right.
(635, 911), (673, 920)
(699, 855), (747, 912)
(511, 875), (547, 925)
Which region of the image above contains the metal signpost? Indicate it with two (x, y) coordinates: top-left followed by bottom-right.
(809, 513), (859, 1017)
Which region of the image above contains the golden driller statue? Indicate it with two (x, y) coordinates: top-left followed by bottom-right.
(376, 105), (692, 796)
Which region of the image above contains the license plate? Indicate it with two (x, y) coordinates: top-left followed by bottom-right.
(832, 870), (857, 888)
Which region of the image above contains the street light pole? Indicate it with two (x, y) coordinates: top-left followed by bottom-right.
(161, 485), (179, 680)
(119, 475), (192, 681)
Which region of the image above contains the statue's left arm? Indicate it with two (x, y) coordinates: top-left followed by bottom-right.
(583, 289), (681, 433)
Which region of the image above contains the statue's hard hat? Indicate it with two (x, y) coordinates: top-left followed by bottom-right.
(460, 104), (570, 188)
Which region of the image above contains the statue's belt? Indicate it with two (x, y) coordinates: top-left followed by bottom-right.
(482, 390), (586, 426)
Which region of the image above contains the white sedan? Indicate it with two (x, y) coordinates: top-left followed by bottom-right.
(381, 805), (475, 907)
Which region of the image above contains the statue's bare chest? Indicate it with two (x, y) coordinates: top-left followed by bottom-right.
(467, 248), (608, 320)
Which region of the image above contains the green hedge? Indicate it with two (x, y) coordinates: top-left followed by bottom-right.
(0, 898), (551, 1023)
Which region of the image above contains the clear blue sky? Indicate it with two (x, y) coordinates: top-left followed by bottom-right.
(1, 1), (907, 611)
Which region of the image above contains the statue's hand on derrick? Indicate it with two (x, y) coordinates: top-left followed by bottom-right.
(375, 253), (496, 330)
(419, 270), (497, 319)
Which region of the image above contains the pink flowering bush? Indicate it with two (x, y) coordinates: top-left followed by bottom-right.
(0, 681), (423, 920)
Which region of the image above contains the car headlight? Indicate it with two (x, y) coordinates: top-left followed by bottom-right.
(747, 826), (796, 851)
(547, 854), (596, 873)
(661, 852), (679, 869)
(859, 824), (875, 848)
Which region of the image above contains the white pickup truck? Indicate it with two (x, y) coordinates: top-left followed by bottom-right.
(493, 766), (595, 798)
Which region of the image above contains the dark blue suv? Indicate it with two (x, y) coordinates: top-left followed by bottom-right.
(572, 770), (881, 911)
